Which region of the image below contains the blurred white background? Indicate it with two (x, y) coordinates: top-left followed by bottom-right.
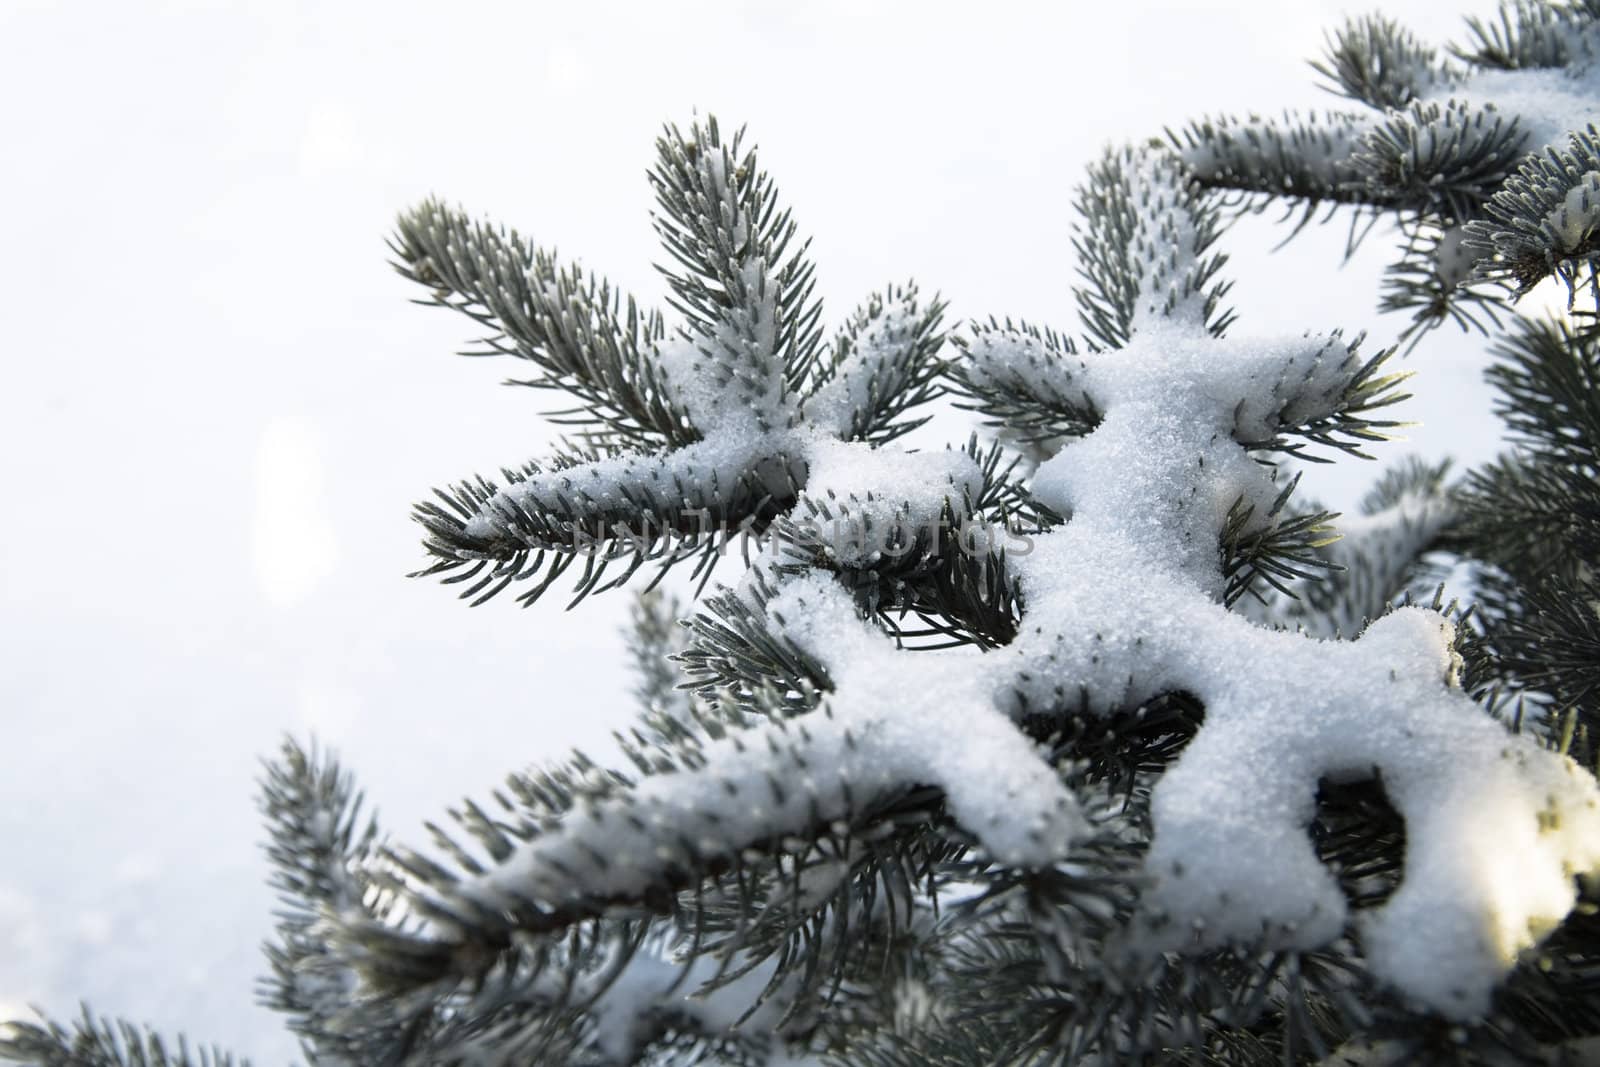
(0, 0), (1525, 1060)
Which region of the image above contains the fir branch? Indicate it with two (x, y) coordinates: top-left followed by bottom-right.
(0, 1009), (244, 1067)
(947, 934), (1223, 1067)
(1169, 3), (1600, 346)
(1450, 0), (1598, 71)
(947, 318), (1101, 445)
(1465, 126), (1600, 307)
(1359, 455), (1455, 515)
(411, 442), (799, 609)
(1495, 902), (1600, 1048)
(1487, 314), (1600, 462)
(1459, 317), (1600, 584)
(579, 999), (775, 1067)
(1173, 110), (1381, 210)
(870, 531), (1028, 652)
(1072, 146), (1235, 347)
(649, 117), (823, 430)
(1232, 332), (1412, 462)
(1209, 949), (1373, 1066)
(1309, 776), (1408, 913)
(1378, 222), (1509, 344)
(676, 581), (831, 713)
(1356, 100), (1530, 226)
(758, 438), (1039, 650)
(390, 199), (693, 448)
(682, 786), (960, 1034)
(1312, 14), (1453, 111)
(958, 434), (1067, 534)
(1244, 459), (1455, 639)
(843, 781), (1154, 1067)
(1461, 454), (1600, 579)
(1220, 476), (1344, 609)
(1476, 574), (1600, 743)
(345, 707), (941, 1000)
(301, 743), (995, 1067)
(1028, 691), (1205, 800)
(765, 495), (1014, 646)
(801, 284), (947, 446)
(258, 738), (392, 1061)
(628, 589), (693, 720)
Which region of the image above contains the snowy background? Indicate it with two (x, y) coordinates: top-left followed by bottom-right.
(0, 0), (1544, 1061)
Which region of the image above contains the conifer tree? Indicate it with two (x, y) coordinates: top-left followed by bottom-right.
(5, 3), (1600, 1064)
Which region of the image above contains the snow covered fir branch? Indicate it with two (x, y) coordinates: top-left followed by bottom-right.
(1173, 0), (1600, 343)
(6, 3), (1600, 1065)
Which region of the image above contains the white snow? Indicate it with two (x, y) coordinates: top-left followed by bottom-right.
(463, 430), (802, 544)
(1438, 66), (1600, 158)
(1122, 152), (1212, 334)
(795, 435), (984, 566)
(986, 269), (1600, 1016)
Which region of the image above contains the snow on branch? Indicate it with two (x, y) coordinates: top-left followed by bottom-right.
(411, 436), (800, 607)
(393, 122), (949, 609)
(1243, 459), (1457, 638)
(799, 284), (946, 446)
(1072, 146), (1235, 348)
(1466, 125), (1600, 308)
(358, 139), (1600, 1035)
(948, 317), (1102, 445)
(1173, 110), (1386, 212)
(1174, 0), (1600, 341)
(1453, 0), (1600, 71)
(649, 116), (822, 436)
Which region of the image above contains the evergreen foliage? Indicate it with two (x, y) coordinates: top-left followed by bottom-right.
(1173, 0), (1600, 342)
(1460, 315), (1600, 767)
(1465, 127), (1600, 304)
(5, 4), (1600, 1066)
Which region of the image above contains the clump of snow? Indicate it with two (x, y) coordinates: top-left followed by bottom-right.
(798, 435), (984, 565)
(767, 159), (1599, 1014)
(958, 220), (1600, 1012)
(781, 150), (1598, 1014)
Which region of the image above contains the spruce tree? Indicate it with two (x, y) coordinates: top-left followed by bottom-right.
(5, 3), (1600, 1064)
